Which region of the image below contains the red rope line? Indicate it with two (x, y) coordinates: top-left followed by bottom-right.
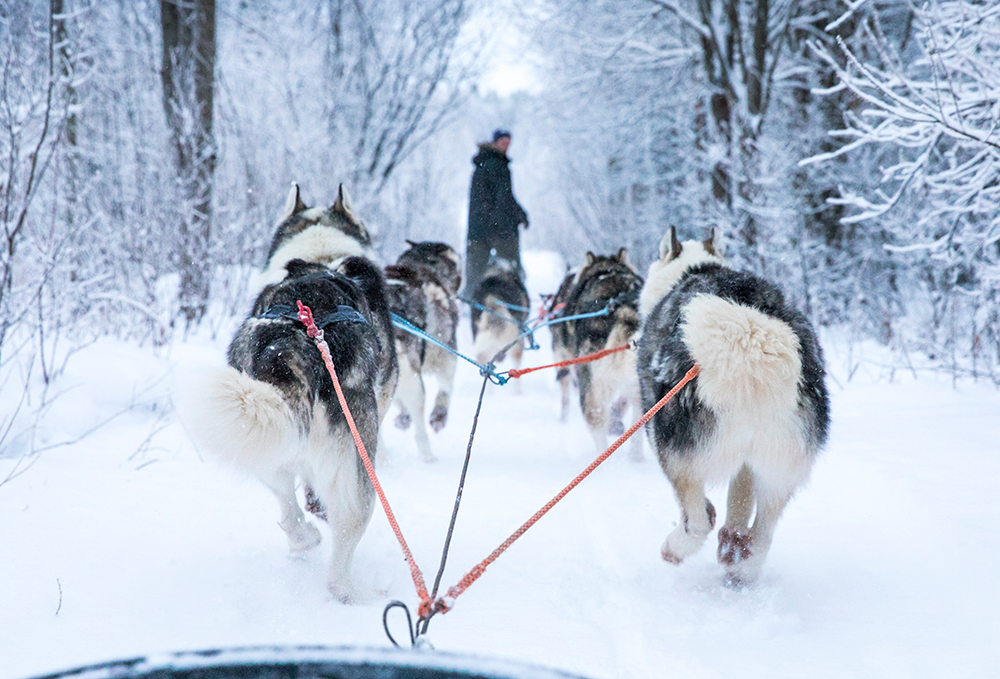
(507, 342), (633, 379)
(298, 298), (698, 624)
(440, 363), (700, 609)
(296, 301), (432, 613)
(538, 301), (566, 322)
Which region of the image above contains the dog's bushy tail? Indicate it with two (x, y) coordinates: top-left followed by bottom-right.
(176, 366), (299, 473)
(681, 295), (801, 416)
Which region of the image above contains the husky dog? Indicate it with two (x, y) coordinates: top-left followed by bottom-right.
(384, 240), (461, 462)
(637, 227), (829, 584)
(562, 249), (644, 458)
(470, 257), (530, 371)
(545, 267), (581, 421)
(181, 183), (398, 602)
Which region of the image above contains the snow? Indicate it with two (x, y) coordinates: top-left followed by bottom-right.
(2, 253), (999, 679)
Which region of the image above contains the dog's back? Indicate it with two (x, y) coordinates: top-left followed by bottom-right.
(640, 262), (828, 462)
(564, 250), (642, 359)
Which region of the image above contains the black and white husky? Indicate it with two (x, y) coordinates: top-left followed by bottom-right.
(384, 241), (461, 462)
(561, 249), (644, 458)
(180, 183), (398, 602)
(470, 257), (530, 372)
(637, 227), (829, 584)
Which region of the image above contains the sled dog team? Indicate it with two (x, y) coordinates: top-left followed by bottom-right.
(180, 183), (829, 601)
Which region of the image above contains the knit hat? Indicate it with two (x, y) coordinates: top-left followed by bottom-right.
(492, 129), (511, 142)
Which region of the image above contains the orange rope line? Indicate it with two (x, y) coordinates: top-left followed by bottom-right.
(507, 343), (632, 379)
(296, 301), (432, 612)
(441, 363), (700, 608)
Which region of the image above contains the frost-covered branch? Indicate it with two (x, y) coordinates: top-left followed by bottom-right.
(805, 1), (1000, 232)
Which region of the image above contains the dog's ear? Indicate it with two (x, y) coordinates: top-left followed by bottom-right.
(332, 184), (355, 218)
(703, 228), (719, 256)
(585, 251), (596, 266)
(405, 239), (418, 248)
(615, 247), (628, 265)
(659, 226), (682, 261)
(279, 183), (307, 222)
(332, 183), (371, 245)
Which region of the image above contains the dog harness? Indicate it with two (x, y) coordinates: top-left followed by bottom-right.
(258, 303), (368, 328)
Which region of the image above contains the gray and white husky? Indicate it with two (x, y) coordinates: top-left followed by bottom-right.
(179, 183), (398, 602)
(637, 227), (829, 584)
(384, 241), (461, 462)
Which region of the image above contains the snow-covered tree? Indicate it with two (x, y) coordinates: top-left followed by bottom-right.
(806, 0), (1000, 379)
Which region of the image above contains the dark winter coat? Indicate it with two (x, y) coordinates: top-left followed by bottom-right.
(465, 143), (528, 294)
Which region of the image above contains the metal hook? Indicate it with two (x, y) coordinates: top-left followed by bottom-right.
(383, 600), (415, 648)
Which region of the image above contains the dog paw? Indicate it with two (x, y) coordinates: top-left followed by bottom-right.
(661, 543), (684, 564)
(429, 405), (448, 432)
(285, 521), (322, 553)
(661, 524), (708, 565)
(717, 527), (753, 566)
(328, 581), (357, 605)
(663, 500), (717, 564)
(394, 411), (411, 430)
(724, 571), (753, 590)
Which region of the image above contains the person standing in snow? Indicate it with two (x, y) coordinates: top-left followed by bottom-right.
(464, 129), (529, 295)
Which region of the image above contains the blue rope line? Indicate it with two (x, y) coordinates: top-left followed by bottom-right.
(392, 303), (616, 385)
(459, 296), (530, 314)
(459, 297), (541, 351)
(532, 305), (612, 331)
(489, 304), (614, 381)
(390, 313), (508, 385)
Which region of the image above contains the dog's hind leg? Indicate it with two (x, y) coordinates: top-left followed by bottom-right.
(510, 338), (525, 395)
(608, 397), (626, 436)
(578, 364), (609, 454)
(717, 465), (754, 568)
(319, 464), (376, 604)
(661, 471), (716, 564)
(428, 350), (456, 433)
(556, 368), (572, 422)
(263, 468), (322, 553)
(723, 485), (791, 586)
(395, 356), (435, 462)
(625, 392), (644, 462)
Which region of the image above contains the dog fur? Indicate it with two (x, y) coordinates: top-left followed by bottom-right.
(470, 258), (531, 372)
(561, 249), (644, 458)
(545, 267), (581, 421)
(637, 227), (829, 584)
(179, 183), (398, 602)
(384, 241), (461, 462)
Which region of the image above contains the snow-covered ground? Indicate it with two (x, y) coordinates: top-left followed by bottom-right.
(2, 252), (998, 679)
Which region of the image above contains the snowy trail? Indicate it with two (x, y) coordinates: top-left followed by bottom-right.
(2, 304), (999, 678)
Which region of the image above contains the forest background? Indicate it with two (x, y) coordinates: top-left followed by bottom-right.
(2, 0), (999, 457)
